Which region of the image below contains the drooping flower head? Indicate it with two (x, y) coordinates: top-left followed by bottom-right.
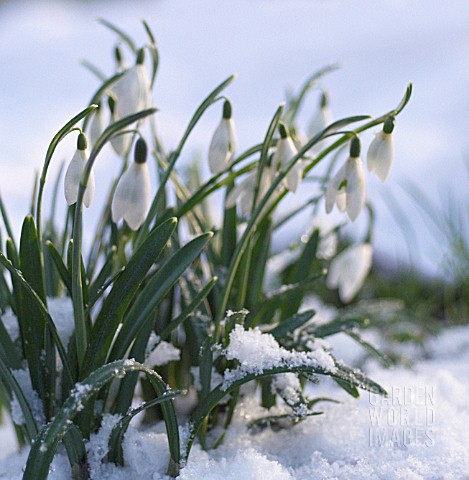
(110, 48), (152, 121)
(325, 136), (366, 222)
(89, 102), (104, 147)
(326, 243), (373, 303)
(272, 122), (302, 193)
(208, 99), (237, 175)
(64, 132), (95, 208)
(108, 96), (132, 157)
(367, 115), (395, 182)
(225, 164), (276, 216)
(308, 91), (332, 139)
(111, 137), (151, 230)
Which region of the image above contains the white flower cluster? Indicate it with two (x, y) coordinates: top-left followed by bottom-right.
(64, 48), (153, 230)
(326, 116), (396, 222)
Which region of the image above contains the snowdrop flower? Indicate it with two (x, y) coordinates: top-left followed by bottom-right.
(110, 48), (152, 120)
(225, 165), (275, 216)
(325, 137), (366, 222)
(308, 91), (332, 138)
(64, 133), (95, 207)
(108, 96), (133, 157)
(272, 122), (303, 193)
(89, 103), (104, 146)
(112, 138), (151, 230)
(208, 100), (237, 174)
(367, 116), (395, 182)
(326, 243), (373, 303)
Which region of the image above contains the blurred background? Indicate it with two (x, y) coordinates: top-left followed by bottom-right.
(0, 0), (468, 281)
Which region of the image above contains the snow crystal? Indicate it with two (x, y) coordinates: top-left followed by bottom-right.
(145, 340), (181, 367)
(222, 325), (336, 390)
(1, 307), (19, 342)
(10, 369), (45, 428)
(271, 373), (302, 406)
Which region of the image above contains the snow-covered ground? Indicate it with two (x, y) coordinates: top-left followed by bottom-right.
(1, 322), (468, 479)
(1, 0), (469, 276)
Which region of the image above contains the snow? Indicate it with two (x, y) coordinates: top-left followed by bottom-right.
(47, 296), (75, 348)
(10, 368), (45, 428)
(0, 323), (469, 478)
(222, 324), (336, 390)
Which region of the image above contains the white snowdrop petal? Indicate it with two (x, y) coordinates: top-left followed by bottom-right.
(124, 163), (151, 230)
(285, 160), (303, 193)
(112, 64), (152, 120)
(225, 180), (247, 209)
(208, 120), (231, 174)
(64, 149), (94, 207)
(64, 150), (83, 205)
(89, 109), (104, 146)
(327, 243), (373, 302)
(111, 169), (132, 223)
(83, 167), (95, 208)
(367, 132), (394, 182)
(345, 156), (366, 221)
(325, 162), (346, 214)
(308, 106), (331, 138)
(110, 131), (133, 157)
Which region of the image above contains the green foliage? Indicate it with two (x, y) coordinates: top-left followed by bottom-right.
(0, 19), (414, 479)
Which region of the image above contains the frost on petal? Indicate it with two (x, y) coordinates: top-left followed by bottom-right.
(367, 132), (394, 182)
(64, 150), (93, 206)
(325, 162), (346, 214)
(345, 156), (366, 221)
(112, 163), (151, 230)
(208, 119), (235, 174)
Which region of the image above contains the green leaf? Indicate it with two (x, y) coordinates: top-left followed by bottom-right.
(0, 251), (74, 389)
(159, 276), (217, 340)
(97, 18), (137, 53)
(347, 330), (393, 367)
(83, 217), (177, 376)
(199, 336), (213, 401)
(63, 424), (89, 480)
(23, 359), (180, 480)
(310, 316), (369, 338)
(45, 241), (72, 296)
(0, 357), (37, 443)
(136, 74), (236, 248)
(109, 232), (213, 361)
(268, 310), (316, 341)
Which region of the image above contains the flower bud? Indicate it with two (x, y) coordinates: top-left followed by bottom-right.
(367, 116), (394, 182)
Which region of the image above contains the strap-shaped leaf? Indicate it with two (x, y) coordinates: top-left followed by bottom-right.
(109, 232), (213, 361)
(186, 358), (385, 459)
(310, 316), (369, 338)
(24, 360), (180, 480)
(45, 240), (72, 296)
(0, 251), (74, 388)
(107, 389), (182, 465)
(83, 217), (177, 376)
(0, 356), (37, 442)
(268, 310), (316, 341)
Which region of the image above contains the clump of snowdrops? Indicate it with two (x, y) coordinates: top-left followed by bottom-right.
(0, 20), (411, 479)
